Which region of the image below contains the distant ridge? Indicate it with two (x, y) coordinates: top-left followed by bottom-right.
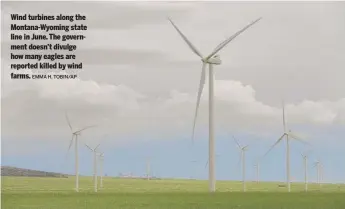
(1, 166), (68, 178)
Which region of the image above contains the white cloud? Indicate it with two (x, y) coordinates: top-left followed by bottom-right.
(2, 72), (345, 140)
(37, 78), (145, 108)
(287, 101), (337, 125)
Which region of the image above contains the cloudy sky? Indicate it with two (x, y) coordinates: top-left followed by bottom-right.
(1, 1), (345, 183)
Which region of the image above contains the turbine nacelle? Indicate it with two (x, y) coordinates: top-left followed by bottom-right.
(202, 55), (221, 65)
(208, 55), (222, 65)
(73, 131), (81, 136)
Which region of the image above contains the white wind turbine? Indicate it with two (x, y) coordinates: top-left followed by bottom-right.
(85, 143), (101, 192)
(146, 157), (151, 180)
(254, 162), (260, 184)
(301, 152), (309, 192)
(65, 112), (96, 192)
(313, 159), (323, 187)
(168, 17), (262, 192)
(233, 136), (249, 192)
(190, 159), (198, 179)
(95, 134), (107, 188)
(262, 101), (310, 192)
(319, 161), (324, 185)
(98, 152), (104, 189)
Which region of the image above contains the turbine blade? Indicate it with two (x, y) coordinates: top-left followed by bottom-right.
(282, 100), (286, 133)
(65, 111), (73, 131)
(167, 17), (203, 58)
(232, 135), (242, 150)
(262, 134), (285, 158)
(288, 132), (311, 146)
(95, 143), (101, 151)
(191, 63), (207, 143)
(204, 160), (208, 169)
(63, 135), (75, 161)
(67, 135), (74, 153)
(300, 152), (304, 158)
(75, 125), (97, 134)
(61, 135), (75, 175)
(206, 17), (262, 60)
(85, 143), (93, 151)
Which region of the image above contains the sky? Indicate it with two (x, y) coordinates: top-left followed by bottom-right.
(1, 1), (345, 183)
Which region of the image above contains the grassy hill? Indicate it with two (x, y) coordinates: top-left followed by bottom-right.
(2, 176), (345, 209)
(1, 166), (67, 178)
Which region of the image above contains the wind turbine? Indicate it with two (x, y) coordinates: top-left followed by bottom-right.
(190, 159), (198, 179)
(98, 152), (104, 188)
(233, 136), (249, 192)
(85, 143), (101, 192)
(261, 101), (310, 192)
(313, 160), (321, 187)
(254, 162), (260, 184)
(319, 162), (324, 185)
(146, 157), (151, 180)
(65, 112), (96, 192)
(168, 17), (262, 192)
(301, 152), (309, 192)
(95, 134), (107, 189)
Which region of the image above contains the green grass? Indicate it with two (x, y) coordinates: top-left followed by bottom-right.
(2, 176), (345, 209)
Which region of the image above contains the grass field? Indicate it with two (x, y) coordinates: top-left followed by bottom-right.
(2, 176), (345, 209)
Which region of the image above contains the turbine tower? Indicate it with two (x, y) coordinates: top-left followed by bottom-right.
(301, 152), (309, 192)
(190, 159), (198, 179)
(65, 112), (96, 192)
(254, 162), (260, 184)
(261, 101), (310, 192)
(233, 136), (249, 192)
(319, 161), (324, 185)
(168, 17), (262, 192)
(98, 152), (104, 188)
(313, 160), (322, 187)
(146, 157), (151, 180)
(85, 143), (101, 192)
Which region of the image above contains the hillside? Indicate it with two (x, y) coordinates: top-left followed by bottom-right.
(1, 166), (68, 178)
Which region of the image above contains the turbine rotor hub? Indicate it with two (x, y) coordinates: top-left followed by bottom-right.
(207, 55), (222, 65)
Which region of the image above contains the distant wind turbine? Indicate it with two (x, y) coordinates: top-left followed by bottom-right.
(254, 162), (260, 184)
(233, 136), (249, 192)
(168, 17), (262, 192)
(146, 157), (151, 180)
(65, 112), (96, 192)
(313, 160), (322, 187)
(319, 162), (324, 185)
(96, 134), (107, 189)
(261, 101), (310, 192)
(98, 152), (104, 188)
(85, 143), (101, 192)
(190, 160), (198, 179)
(301, 152), (309, 192)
